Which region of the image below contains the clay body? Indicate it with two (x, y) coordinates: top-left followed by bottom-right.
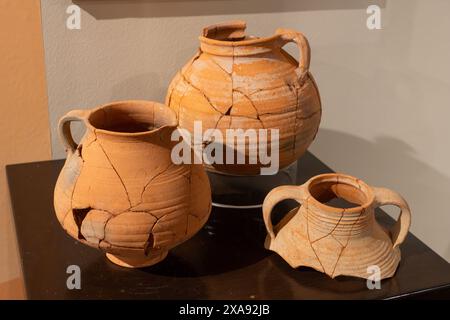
(54, 101), (212, 268)
(263, 173), (411, 279)
(166, 21), (321, 175)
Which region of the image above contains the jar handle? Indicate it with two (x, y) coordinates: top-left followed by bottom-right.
(373, 187), (412, 249)
(275, 28), (311, 81)
(58, 109), (89, 155)
(262, 185), (306, 240)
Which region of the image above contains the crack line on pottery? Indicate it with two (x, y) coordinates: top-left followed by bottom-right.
(254, 108), (318, 119)
(305, 196), (325, 273)
(177, 51), (202, 119)
(102, 214), (159, 252)
(292, 84), (299, 155)
(96, 139), (132, 208)
(62, 208), (72, 229)
(184, 164), (192, 236)
(177, 81), (191, 120)
(230, 45), (234, 115)
(180, 72), (224, 115)
(73, 206), (119, 216)
(330, 246), (346, 279)
(99, 240), (146, 251)
(295, 109), (321, 121)
(310, 208), (346, 244)
(241, 83), (292, 97)
(138, 162), (175, 205)
(83, 130), (98, 149)
(355, 178), (363, 190)
(330, 233), (345, 248)
(213, 114), (225, 131)
(232, 88), (260, 119)
(330, 207), (366, 278)
(185, 165), (193, 236)
(71, 207), (114, 245)
(76, 145), (84, 162)
(145, 211), (159, 221)
(69, 155), (84, 220)
(144, 233), (155, 256)
(166, 72), (183, 108)
(99, 215), (113, 244)
(207, 53), (232, 76)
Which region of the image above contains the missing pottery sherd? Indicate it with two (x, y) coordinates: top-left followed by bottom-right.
(72, 207), (91, 240)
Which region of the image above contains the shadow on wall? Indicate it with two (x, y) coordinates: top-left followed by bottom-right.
(73, 0), (386, 19)
(312, 128), (450, 260)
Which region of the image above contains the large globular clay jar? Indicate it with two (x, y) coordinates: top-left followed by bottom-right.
(53, 100), (212, 268)
(166, 20), (321, 175)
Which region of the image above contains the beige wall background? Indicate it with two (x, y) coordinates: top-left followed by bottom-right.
(0, 0), (51, 298)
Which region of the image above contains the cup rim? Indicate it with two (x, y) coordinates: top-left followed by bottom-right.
(304, 173), (374, 214)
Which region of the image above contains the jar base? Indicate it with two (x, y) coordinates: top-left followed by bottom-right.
(106, 250), (168, 268)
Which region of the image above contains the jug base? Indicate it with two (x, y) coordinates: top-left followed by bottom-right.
(106, 250), (168, 268)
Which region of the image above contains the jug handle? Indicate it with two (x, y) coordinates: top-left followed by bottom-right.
(58, 109), (89, 155)
(263, 185), (306, 240)
(275, 28), (311, 81)
(373, 187), (412, 249)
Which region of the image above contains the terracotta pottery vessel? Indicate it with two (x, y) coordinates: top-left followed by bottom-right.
(263, 173), (411, 279)
(166, 20), (321, 175)
(54, 101), (212, 268)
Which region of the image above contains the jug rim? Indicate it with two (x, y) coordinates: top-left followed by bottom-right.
(85, 100), (178, 137)
(198, 20), (281, 54)
(304, 173), (375, 214)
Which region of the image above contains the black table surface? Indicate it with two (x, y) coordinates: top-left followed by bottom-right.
(6, 152), (450, 299)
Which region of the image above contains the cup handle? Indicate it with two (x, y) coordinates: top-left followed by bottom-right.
(263, 185), (306, 240)
(58, 109), (89, 155)
(275, 28), (311, 81)
(373, 187), (412, 249)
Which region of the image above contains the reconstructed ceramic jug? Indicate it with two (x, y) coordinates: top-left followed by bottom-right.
(54, 101), (212, 268)
(166, 21), (321, 175)
(263, 174), (411, 279)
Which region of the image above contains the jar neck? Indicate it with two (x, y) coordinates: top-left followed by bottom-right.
(199, 20), (281, 57)
(301, 173), (376, 239)
(304, 199), (374, 238)
(199, 37), (279, 57)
